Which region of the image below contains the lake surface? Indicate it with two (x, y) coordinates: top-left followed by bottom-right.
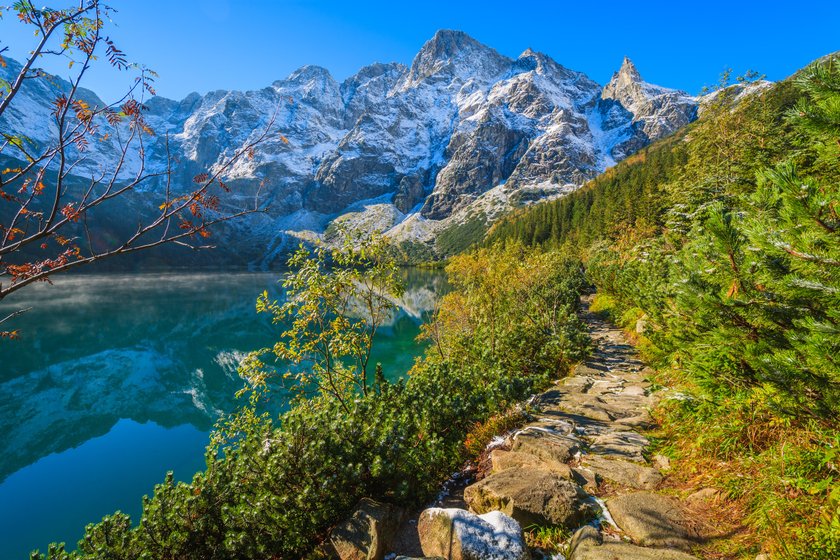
(0, 269), (446, 558)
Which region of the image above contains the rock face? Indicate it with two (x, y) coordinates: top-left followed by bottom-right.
(0, 30), (699, 264)
(417, 508), (529, 560)
(463, 467), (596, 528)
(600, 57), (697, 160)
(330, 498), (406, 560)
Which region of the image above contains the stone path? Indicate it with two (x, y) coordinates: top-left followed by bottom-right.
(332, 296), (706, 560)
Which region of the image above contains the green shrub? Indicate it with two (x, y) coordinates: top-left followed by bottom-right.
(32, 239), (589, 559)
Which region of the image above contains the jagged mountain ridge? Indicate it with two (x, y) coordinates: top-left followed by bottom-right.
(0, 30), (698, 263)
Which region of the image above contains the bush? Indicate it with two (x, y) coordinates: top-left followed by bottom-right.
(32, 240), (590, 559)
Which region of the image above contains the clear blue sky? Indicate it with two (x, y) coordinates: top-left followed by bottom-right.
(1, 0), (838, 102)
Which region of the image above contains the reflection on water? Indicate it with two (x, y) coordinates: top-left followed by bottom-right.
(0, 269), (446, 557)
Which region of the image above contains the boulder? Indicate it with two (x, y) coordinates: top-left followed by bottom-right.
(417, 508), (529, 560)
(330, 498), (405, 560)
(463, 467), (596, 528)
(581, 455), (663, 490)
(489, 449), (572, 477)
(568, 526), (698, 560)
(606, 492), (697, 550)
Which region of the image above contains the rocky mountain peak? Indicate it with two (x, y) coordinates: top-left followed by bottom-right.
(281, 64), (336, 86)
(602, 57), (645, 105)
(514, 48), (550, 73)
(404, 29), (511, 86)
(618, 56), (641, 82)
(598, 57), (697, 160)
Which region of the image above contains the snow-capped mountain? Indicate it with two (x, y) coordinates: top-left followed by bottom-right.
(0, 30), (699, 263)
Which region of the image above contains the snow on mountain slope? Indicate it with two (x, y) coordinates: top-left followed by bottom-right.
(0, 30), (700, 263)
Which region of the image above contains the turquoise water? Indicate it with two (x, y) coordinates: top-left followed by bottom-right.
(0, 269), (445, 558)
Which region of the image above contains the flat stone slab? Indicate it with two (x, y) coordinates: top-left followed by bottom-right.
(511, 429), (580, 464)
(573, 363), (610, 376)
(526, 417), (577, 436)
(606, 492), (698, 550)
(621, 385), (648, 396)
(569, 526), (698, 560)
(463, 466), (596, 528)
(537, 409), (615, 437)
(614, 411), (656, 429)
(580, 455), (663, 490)
(490, 449), (572, 477)
(589, 430), (650, 463)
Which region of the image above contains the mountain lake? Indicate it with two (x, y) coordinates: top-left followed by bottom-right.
(0, 268), (447, 558)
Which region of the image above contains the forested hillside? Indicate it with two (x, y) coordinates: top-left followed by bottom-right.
(486, 57), (840, 557)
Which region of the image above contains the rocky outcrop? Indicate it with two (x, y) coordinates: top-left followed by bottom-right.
(600, 57), (697, 160)
(417, 508), (529, 560)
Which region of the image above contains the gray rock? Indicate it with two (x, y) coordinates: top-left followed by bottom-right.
(606, 492), (697, 550)
(330, 498), (405, 560)
(568, 526), (698, 560)
(588, 430), (650, 463)
(570, 466), (599, 493)
(580, 455), (663, 490)
(511, 429), (580, 465)
(489, 449), (572, 477)
(685, 487), (719, 505)
(652, 454), (671, 472)
(463, 466), (596, 528)
(416, 507), (529, 560)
